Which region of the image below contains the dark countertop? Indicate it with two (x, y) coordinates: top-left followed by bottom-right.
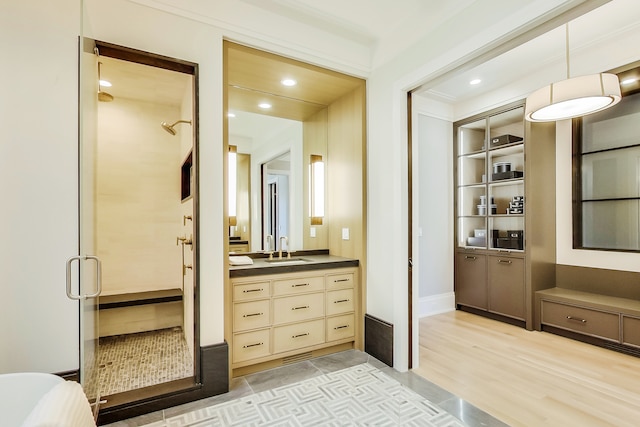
(229, 252), (359, 278)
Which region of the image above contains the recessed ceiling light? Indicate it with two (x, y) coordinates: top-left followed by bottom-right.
(281, 78), (297, 87)
(469, 79), (482, 85)
(621, 77), (637, 85)
(99, 79), (112, 87)
(258, 103), (272, 109)
(227, 112), (236, 118)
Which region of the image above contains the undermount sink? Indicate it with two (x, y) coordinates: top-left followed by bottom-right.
(265, 257), (311, 265)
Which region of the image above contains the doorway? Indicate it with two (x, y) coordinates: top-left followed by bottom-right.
(262, 152), (291, 250)
(80, 40), (199, 409)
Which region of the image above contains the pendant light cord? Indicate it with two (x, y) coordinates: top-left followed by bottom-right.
(565, 23), (570, 79)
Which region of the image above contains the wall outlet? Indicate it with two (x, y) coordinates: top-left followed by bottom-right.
(342, 228), (350, 240)
(310, 227), (316, 237)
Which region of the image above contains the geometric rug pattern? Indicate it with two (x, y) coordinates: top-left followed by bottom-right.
(98, 327), (194, 396)
(142, 363), (466, 426)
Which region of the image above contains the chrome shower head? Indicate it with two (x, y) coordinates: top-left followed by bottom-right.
(161, 119), (191, 136)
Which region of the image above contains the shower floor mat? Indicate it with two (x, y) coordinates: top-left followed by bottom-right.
(97, 327), (194, 396)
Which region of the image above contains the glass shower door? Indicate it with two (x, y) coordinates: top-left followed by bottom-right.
(69, 32), (103, 416)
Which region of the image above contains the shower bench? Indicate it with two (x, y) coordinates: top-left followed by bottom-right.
(99, 289), (183, 337)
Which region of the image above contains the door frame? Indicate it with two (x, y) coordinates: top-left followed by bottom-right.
(84, 39), (205, 422)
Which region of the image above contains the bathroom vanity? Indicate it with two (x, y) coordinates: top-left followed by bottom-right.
(228, 252), (360, 376)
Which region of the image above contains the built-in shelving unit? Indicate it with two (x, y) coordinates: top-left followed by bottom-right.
(454, 100), (557, 330)
(454, 104), (527, 326)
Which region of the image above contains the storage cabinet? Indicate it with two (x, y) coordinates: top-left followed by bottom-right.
(454, 252), (487, 310)
(537, 287), (640, 350)
(488, 255), (525, 320)
(229, 267), (358, 373)
(454, 104), (527, 324)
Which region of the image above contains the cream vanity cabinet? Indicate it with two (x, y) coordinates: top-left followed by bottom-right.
(229, 265), (359, 375)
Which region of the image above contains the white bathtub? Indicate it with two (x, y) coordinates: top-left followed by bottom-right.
(0, 372), (95, 426)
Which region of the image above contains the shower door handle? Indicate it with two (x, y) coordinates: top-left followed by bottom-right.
(66, 255), (102, 300)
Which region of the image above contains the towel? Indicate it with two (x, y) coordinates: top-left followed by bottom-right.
(229, 255), (253, 266)
(21, 380), (95, 426)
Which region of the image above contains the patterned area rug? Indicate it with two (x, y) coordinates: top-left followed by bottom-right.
(144, 363), (465, 426)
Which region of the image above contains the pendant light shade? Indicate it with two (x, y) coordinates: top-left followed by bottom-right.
(525, 73), (621, 121)
(524, 23), (622, 122)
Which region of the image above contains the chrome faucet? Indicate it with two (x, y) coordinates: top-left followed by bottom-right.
(279, 236), (288, 259)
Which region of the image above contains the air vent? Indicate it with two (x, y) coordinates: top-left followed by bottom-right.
(283, 352), (313, 365)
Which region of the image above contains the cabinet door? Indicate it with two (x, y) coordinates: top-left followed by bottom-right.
(488, 255), (524, 320)
(455, 252), (487, 309)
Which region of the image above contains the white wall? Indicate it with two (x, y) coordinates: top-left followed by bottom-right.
(413, 110), (455, 317)
(0, 0), (81, 373)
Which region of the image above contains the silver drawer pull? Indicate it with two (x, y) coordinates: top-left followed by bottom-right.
(243, 288), (263, 293)
(465, 256), (476, 260)
(243, 312), (263, 318)
(292, 333), (310, 338)
(292, 305), (310, 310)
(334, 299), (350, 304)
(498, 259), (512, 264)
(334, 325), (349, 330)
(242, 342), (264, 348)
(566, 316), (587, 323)
(292, 283), (309, 287)
(334, 278), (350, 283)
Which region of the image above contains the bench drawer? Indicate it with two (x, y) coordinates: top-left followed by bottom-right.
(623, 315), (640, 348)
(541, 300), (619, 341)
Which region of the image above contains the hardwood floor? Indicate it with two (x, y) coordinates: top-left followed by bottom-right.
(414, 311), (640, 427)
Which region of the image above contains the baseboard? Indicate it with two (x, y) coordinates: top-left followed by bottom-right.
(418, 292), (456, 318)
(364, 314), (393, 367)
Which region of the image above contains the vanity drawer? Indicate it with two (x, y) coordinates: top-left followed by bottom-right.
(273, 292), (324, 325)
(273, 319), (324, 353)
(326, 272), (355, 290)
(541, 300), (619, 341)
(233, 299), (270, 332)
(232, 329), (270, 363)
(622, 315), (640, 347)
(233, 281), (270, 301)
(272, 276), (324, 296)
(326, 289), (354, 316)
(326, 314), (355, 342)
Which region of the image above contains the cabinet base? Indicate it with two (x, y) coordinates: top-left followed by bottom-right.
(456, 305), (525, 329)
(542, 325), (640, 359)
(231, 342), (354, 378)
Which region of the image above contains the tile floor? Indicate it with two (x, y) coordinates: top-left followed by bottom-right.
(98, 328), (194, 396)
(104, 350), (507, 427)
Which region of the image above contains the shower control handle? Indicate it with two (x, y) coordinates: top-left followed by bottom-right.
(183, 264), (193, 276)
(177, 234), (193, 250)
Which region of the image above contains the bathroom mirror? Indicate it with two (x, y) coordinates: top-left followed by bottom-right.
(224, 41), (365, 254)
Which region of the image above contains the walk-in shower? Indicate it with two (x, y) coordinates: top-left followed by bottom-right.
(161, 119), (191, 135)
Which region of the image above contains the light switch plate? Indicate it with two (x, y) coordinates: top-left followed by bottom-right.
(310, 227), (316, 237)
(342, 228), (350, 240)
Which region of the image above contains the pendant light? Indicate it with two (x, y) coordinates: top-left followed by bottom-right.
(525, 24), (621, 122)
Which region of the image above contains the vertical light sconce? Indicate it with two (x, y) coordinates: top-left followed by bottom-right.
(228, 145), (237, 227)
(310, 154), (324, 225)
